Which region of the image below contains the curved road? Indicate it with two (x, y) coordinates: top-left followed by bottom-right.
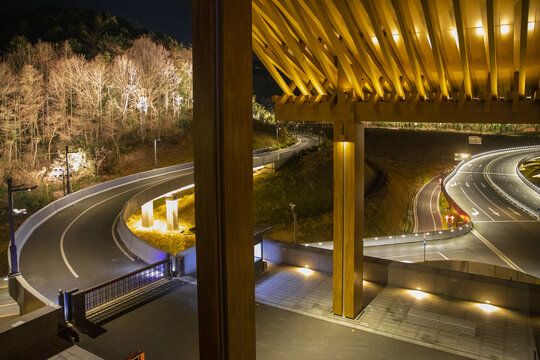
(367, 147), (540, 277)
(19, 135), (317, 302)
(412, 176), (444, 233)
(445, 148), (540, 275)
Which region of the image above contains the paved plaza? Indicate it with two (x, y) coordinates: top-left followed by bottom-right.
(6, 263), (538, 359)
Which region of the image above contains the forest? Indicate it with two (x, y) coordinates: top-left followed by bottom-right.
(0, 36), (193, 176)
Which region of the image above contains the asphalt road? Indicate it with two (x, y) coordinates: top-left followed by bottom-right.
(445, 148), (540, 277)
(412, 176), (444, 233)
(19, 135), (317, 302)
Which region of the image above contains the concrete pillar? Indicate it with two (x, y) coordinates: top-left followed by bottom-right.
(141, 201), (154, 228)
(333, 119), (364, 319)
(165, 197), (179, 231)
(193, 0), (255, 358)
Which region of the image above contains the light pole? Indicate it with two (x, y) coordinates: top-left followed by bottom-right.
(7, 178), (37, 275)
(289, 202), (297, 244)
(153, 138), (160, 169)
(137, 96), (148, 143)
(276, 126), (280, 146)
(65, 145), (71, 194)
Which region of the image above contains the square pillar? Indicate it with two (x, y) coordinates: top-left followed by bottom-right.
(193, 0), (255, 358)
(141, 201), (154, 228)
(333, 120), (364, 318)
(166, 197), (179, 231)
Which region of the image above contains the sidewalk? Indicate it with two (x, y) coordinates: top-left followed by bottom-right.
(8, 264), (538, 359)
(0, 279), (19, 324)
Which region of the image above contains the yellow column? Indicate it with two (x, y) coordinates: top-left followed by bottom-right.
(333, 119), (364, 318)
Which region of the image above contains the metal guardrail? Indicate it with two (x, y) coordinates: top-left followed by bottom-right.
(65, 257), (171, 323)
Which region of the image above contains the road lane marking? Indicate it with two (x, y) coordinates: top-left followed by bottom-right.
(437, 252), (449, 260)
(60, 173), (191, 278)
(112, 213), (135, 261)
(460, 187), (495, 221)
(471, 208), (480, 216)
(507, 207), (521, 216)
(429, 184), (440, 230)
(473, 182), (515, 220)
(471, 229), (524, 272)
(487, 207), (500, 217)
(481, 183), (486, 188)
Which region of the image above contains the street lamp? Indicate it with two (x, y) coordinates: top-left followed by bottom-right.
(137, 96), (148, 143)
(7, 178), (37, 275)
(289, 202), (298, 244)
(276, 126), (280, 146)
(154, 137), (161, 169)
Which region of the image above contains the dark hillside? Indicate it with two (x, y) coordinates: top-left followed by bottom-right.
(0, 7), (178, 58)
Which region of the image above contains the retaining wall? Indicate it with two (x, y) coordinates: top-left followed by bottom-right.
(262, 239), (540, 314)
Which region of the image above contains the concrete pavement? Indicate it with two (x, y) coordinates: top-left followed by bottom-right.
(18, 263), (537, 360)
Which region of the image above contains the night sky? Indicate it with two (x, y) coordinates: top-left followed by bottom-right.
(3, 0), (193, 44)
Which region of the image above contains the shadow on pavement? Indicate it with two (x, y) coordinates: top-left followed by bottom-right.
(74, 279), (186, 339)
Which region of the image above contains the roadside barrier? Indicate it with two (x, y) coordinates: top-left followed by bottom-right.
(64, 257), (171, 324)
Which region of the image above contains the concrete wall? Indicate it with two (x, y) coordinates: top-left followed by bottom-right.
(262, 239), (540, 314)
(0, 305), (62, 358)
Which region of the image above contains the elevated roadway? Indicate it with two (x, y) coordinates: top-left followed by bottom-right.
(18, 135), (317, 302)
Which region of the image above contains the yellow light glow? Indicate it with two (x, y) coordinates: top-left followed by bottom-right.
(500, 25), (510, 35)
(298, 267), (313, 276)
(529, 22), (535, 31)
(363, 280), (367, 285)
(392, 33), (399, 42)
(372, 36), (378, 45)
(476, 27), (484, 36)
(408, 289), (428, 300)
(476, 303), (498, 313)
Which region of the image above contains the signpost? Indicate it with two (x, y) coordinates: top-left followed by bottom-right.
(423, 233), (426, 262)
(468, 136), (482, 145)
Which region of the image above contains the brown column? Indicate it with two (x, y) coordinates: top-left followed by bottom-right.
(333, 119), (364, 318)
(193, 1), (255, 359)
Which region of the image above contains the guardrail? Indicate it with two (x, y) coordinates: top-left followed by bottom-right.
(9, 162), (194, 309)
(516, 155), (540, 202)
(65, 257), (171, 324)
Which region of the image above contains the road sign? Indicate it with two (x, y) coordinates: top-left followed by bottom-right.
(468, 136), (482, 145)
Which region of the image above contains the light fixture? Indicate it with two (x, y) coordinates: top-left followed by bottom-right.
(476, 27), (484, 36)
(408, 289), (428, 300)
(528, 22), (535, 31)
(298, 267), (313, 276)
(476, 302), (497, 313)
(392, 33), (399, 42)
(500, 25), (510, 35)
(372, 36), (379, 45)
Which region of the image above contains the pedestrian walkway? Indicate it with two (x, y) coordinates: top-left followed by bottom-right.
(256, 263), (538, 360)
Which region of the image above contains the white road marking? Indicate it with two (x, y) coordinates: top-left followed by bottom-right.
(507, 207), (521, 216)
(429, 184), (440, 230)
(112, 213), (135, 261)
(471, 208), (480, 216)
(465, 182), (470, 187)
(437, 252), (449, 260)
(481, 183), (486, 188)
(60, 174), (190, 278)
(471, 229), (524, 272)
(460, 187), (494, 221)
(488, 207), (500, 217)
